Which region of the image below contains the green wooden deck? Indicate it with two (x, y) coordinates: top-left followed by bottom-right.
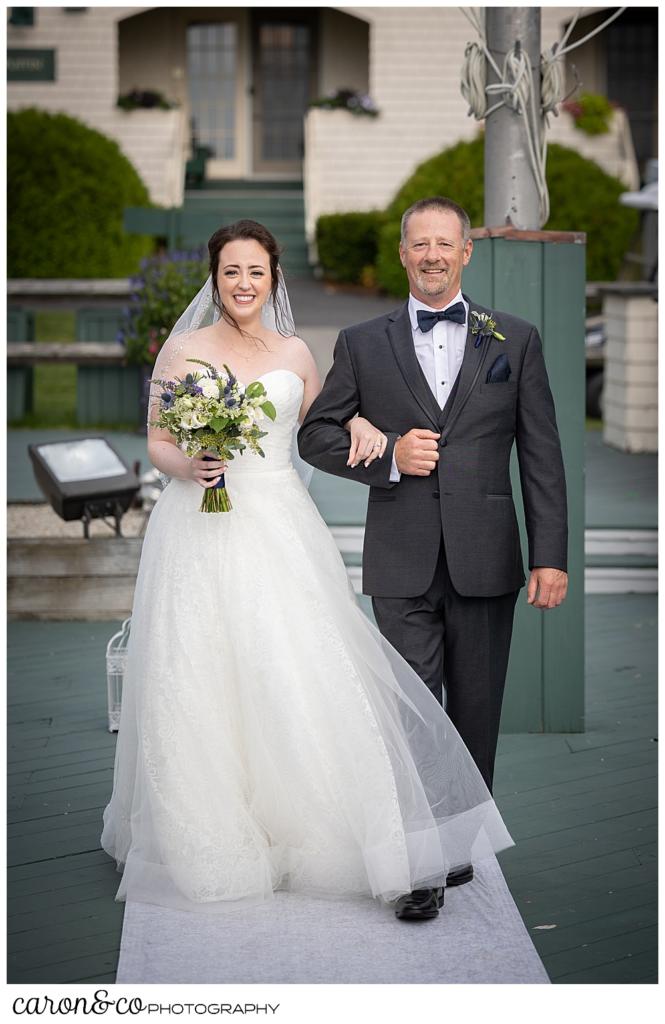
(7, 593), (657, 985)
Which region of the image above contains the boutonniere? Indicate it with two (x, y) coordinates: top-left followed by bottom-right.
(470, 311), (506, 348)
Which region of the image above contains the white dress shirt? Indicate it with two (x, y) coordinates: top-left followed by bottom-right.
(390, 292), (468, 481)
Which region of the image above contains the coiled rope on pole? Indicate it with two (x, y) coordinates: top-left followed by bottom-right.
(459, 6), (627, 226)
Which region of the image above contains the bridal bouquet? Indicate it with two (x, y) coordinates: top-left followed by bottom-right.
(149, 359), (276, 512)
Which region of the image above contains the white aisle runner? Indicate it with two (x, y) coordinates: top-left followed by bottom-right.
(116, 855), (549, 984)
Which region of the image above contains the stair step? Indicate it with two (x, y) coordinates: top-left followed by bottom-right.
(188, 179), (303, 192)
(584, 528), (657, 557)
(185, 194), (305, 206)
(182, 180), (309, 274)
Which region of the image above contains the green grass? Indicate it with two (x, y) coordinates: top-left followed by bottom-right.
(9, 312), (78, 428)
(34, 311), (76, 342)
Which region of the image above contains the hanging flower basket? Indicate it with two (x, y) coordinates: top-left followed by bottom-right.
(310, 88), (379, 118)
(117, 89), (178, 111)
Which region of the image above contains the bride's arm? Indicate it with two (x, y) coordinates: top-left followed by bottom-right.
(297, 341), (322, 423)
(295, 339), (386, 465)
(295, 336), (389, 472)
(345, 416), (388, 468)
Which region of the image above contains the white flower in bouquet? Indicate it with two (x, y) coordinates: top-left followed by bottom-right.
(149, 359), (277, 513)
(199, 377), (219, 399)
(179, 409), (207, 430)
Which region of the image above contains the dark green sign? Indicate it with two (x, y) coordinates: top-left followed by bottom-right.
(7, 49), (56, 82)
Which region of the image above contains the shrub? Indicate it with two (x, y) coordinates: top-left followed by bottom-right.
(119, 250), (209, 366)
(316, 210), (385, 284)
(375, 137), (639, 294)
(8, 107), (154, 277)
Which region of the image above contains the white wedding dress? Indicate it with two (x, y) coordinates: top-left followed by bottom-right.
(101, 368), (514, 914)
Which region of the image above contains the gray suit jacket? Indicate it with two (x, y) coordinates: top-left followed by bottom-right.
(297, 295), (568, 598)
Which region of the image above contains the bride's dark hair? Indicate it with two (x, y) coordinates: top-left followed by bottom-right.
(208, 220), (293, 342)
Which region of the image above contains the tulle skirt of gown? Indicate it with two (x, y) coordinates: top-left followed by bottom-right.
(101, 370), (513, 913)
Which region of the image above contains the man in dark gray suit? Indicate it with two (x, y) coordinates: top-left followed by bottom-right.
(298, 196), (568, 920)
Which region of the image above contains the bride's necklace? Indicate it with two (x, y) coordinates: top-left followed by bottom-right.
(226, 323), (270, 362)
(228, 345), (256, 361)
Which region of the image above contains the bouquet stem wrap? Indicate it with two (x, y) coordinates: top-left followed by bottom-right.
(201, 456), (232, 513)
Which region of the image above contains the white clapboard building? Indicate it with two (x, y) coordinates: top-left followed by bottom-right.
(7, 5), (653, 255)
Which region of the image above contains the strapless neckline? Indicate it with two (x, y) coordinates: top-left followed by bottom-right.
(240, 368), (305, 389)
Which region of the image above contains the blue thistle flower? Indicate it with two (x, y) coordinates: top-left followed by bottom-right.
(225, 398), (237, 408)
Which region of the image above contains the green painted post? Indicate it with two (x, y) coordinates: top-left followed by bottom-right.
(7, 307), (35, 421)
(76, 365), (142, 426)
(541, 241), (586, 733)
(76, 308), (141, 426)
(76, 309), (124, 342)
(463, 228), (585, 733)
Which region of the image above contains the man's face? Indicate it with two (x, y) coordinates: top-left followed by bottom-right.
(399, 208), (473, 307)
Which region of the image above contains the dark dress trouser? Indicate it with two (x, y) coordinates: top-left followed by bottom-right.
(371, 533), (520, 794)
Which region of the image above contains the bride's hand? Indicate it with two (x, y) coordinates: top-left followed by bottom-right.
(189, 450), (227, 488)
(346, 417), (388, 468)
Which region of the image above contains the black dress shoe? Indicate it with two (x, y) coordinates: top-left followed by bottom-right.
(394, 887), (444, 921)
(446, 864), (474, 887)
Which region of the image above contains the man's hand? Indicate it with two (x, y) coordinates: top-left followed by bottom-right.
(394, 429), (441, 476)
(527, 567), (568, 609)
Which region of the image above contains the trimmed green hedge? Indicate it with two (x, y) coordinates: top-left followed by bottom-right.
(316, 137), (639, 296)
(376, 138), (639, 294)
(8, 107), (154, 278)
(316, 210), (385, 284)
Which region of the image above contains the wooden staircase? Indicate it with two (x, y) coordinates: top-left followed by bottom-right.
(8, 538), (142, 620)
(182, 181), (310, 278)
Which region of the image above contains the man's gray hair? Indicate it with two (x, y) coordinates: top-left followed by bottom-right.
(400, 197), (471, 245)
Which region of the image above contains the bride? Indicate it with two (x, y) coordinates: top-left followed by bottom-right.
(101, 219), (513, 920)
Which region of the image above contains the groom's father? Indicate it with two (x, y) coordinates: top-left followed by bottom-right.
(298, 197), (568, 911)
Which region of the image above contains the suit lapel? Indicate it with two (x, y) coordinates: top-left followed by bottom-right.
(386, 304), (441, 427)
(438, 294), (493, 430)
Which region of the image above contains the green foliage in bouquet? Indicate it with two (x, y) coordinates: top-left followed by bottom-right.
(8, 107), (153, 278)
(120, 251), (209, 366)
(374, 137), (638, 293)
(150, 359), (277, 512)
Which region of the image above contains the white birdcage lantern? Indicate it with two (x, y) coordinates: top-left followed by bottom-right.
(106, 617), (131, 732)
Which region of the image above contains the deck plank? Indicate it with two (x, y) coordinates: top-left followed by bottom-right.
(7, 593), (657, 984)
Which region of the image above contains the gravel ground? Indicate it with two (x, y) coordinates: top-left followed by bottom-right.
(7, 503), (150, 538)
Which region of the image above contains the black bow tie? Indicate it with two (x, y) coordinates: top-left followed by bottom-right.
(416, 302), (466, 333)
